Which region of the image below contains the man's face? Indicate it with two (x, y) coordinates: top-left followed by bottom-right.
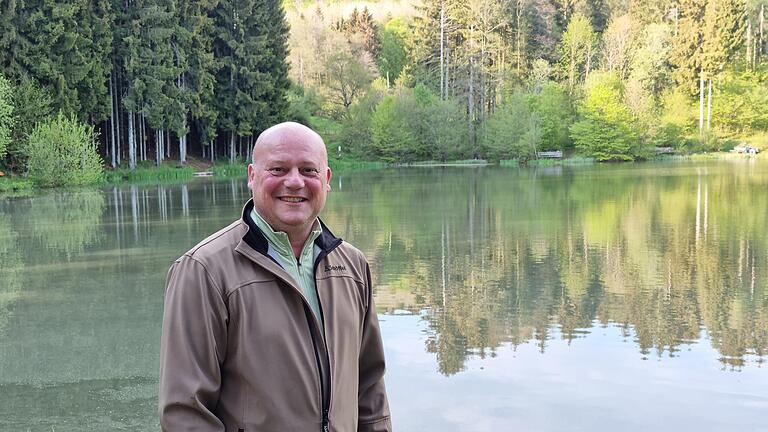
(247, 127), (331, 239)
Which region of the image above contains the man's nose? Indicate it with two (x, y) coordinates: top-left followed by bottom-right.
(283, 168), (304, 188)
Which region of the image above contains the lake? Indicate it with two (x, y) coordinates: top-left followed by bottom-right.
(1, 160), (767, 431)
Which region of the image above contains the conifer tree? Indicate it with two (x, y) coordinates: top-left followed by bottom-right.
(124, 0), (184, 166)
(214, 0), (290, 163)
(669, 0), (706, 96)
(0, 0), (30, 80)
(7, 0), (113, 122)
(178, 0), (218, 159)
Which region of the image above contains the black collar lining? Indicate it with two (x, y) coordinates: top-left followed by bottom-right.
(240, 200), (342, 255)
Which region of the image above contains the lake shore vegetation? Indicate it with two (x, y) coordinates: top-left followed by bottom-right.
(0, 0), (766, 188)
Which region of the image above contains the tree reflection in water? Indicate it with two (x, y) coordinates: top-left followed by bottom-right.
(323, 165), (768, 374)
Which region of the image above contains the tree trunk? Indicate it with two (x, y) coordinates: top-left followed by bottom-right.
(706, 79), (712, 130)
(299, 53), (304, 87)
(115, 75), (122, 166)
(156, 129), (162, 167)
(747, 19), (752, 68)
(230, 132), (236, 164)
(109, 72), (116, 168)
(516, 0), (523, 72)
(210, 139), (215, 163)
(445, 46), (451, 98)
(468, 45), (476, 156)
(166, 129), (171, 159)
(760, 4), (765, 60)
(440, 1), (445, 101)
(699, 71), (705, 134)
(140, 112), (146, 161)
(128, 111), (136, 169)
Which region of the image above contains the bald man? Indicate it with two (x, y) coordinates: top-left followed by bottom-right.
(159, 122), (392, 432)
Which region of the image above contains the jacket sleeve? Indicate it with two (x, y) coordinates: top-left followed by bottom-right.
(357, 262), (392, 432)
(159, 255), (228, 431)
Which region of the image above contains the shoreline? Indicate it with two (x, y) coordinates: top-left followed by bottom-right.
(1, 152), (765, 198)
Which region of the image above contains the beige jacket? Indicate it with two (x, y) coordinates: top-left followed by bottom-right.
(159, 200), (391, 432)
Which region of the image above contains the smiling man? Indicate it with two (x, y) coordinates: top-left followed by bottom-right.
(159, 122), (392, 432)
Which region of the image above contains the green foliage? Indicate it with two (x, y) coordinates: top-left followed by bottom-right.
(104, 164), (196, 183)
(570, 72), (643, 161)
(366, 85), (467, 162)
(3, 0), (113, 122)
(0, 177), (34, 197)
(377, 19), (409, 82)
(660, 88), (697, 135)
(323, 52), (374, 117)
(213, 0), (291, 137)
(527, 82), (574, 151)
(286, 86), (323, 126)
(559, 13), (597, 92)
(0, 73), (12, 161)
(25, 189), (105, 258)
(7, 76), (54, 170)
(339, 90), (383, 158)
(371, 95), (419, 162)
(713, 66), (768, 136)
(26, 112), (103, 187)
(484, 90), (541, 161)
(210, 163), (247, 178)
(671, 0), (744, 96)
(630, 23), (672, 97)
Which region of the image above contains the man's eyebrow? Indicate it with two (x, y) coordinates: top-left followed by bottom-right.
(262, 159), (321, 166)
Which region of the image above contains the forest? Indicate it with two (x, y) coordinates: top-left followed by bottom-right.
(0, 0), (767, 185)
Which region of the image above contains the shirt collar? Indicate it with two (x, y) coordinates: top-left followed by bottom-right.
(249, 208), (322, 258)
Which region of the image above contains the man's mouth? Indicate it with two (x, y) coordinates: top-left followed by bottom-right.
(279, 197), (307, 203)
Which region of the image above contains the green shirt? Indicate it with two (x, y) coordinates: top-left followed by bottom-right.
(250, 209), (324, 331)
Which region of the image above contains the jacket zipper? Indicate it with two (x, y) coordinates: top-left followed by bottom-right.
(312, 239), (342, 432)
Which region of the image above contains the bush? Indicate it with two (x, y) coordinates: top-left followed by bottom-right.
(484, 90), (541, 161)
(368, 85), (468, 162)
(8, 77), (54, 171)
(370, 95), (419, 162)
(527, 81), (574, 151)
(26, 112), (104, 187)
(570, 73), (644, 161)
(0, 74), (13, 162)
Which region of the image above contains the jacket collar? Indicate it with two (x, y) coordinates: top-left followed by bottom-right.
(240, 199), (342, 256)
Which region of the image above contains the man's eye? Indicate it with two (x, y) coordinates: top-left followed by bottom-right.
(302, 168), (319, 175)
(268, 168), (284, 174)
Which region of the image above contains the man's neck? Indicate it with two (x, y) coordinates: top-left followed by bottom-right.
(249, 209), (320, 259)
(288, 232), (310, 258)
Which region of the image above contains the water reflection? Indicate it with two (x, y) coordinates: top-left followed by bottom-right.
(322, 164), (768, 374)
(0, 213), (22, 336)
(14, 190), (106, 259)
(0, 164), (766, 429)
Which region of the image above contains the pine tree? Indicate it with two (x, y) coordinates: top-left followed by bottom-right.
(7, 0), (113, 122)
(178, 0), (218, 157)
(214, 0), (290, 163)
(669, 0), (706, 96)
(124, 0), (184, 166)
(0, 0), (31, 80)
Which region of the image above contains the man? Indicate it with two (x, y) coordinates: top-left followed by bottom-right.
(159, 122), (391, 432)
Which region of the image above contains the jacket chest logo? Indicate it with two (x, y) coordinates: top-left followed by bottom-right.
(324, 264), (347, 273)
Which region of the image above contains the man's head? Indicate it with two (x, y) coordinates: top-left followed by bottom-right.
(248, 122), (332, 241)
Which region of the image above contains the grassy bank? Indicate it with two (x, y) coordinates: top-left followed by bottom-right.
(3, 151), (765, 199)
(104, 164), (196, 183)
(0, 176), (35, 198)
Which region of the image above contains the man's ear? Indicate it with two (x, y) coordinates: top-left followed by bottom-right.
(326, 167), (332, 191)
(247, 164), (255, 187)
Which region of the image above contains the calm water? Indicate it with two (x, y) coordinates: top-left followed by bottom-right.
(1, 161), (767, 431)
